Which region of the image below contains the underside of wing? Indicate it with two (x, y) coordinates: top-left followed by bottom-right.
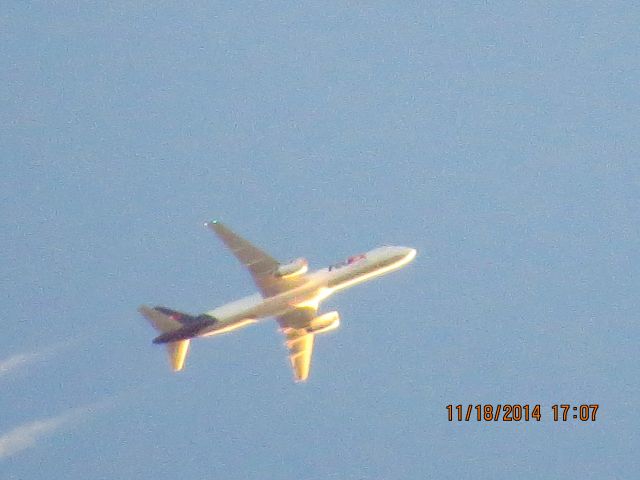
(206, 221), (306, 296)
(207, 221), (278, 277)
(285, 332), (314, 383)
(277, 307), (317, 382)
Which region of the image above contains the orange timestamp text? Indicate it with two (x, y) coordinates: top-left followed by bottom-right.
(446, 404), (599, 422)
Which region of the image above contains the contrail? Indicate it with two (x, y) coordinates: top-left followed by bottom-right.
(0, 341), (76, 378)
(0, 411), (74, 460)
(0, 352), (37, 375)
(0, 400), (110, 460)
(0, 384), (150, 461)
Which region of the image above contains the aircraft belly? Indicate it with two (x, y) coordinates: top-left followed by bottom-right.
(200, 318), (258, 337)
(206, 282), (327, 324)
(206, 293), (263, 319)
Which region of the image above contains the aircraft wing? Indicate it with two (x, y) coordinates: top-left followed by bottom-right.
(206, 221), (305, 296)
(277, 307), (317, 382)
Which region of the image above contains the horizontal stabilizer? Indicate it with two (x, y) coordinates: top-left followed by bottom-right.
(138, 305), (182, 333)
(166, 340), (190, 372)
(152, 316), (216, 344)
(139, 305), (197, 372)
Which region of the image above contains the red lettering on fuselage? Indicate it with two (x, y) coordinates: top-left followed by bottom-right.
(329, 253), (366, 271)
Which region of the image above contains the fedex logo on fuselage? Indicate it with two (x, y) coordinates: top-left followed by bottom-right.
(328, 254), (366, 271)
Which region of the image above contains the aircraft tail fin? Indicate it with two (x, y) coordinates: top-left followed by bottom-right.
(138, 305), (192, 372)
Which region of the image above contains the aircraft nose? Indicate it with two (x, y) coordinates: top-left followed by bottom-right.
(404, 247), (417, 261)
(392, 246), (416, 262)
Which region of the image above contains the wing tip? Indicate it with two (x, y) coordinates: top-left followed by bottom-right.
(204, 219), (223, 230)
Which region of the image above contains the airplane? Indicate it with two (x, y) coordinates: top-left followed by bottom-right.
(139, 221), (416, 382)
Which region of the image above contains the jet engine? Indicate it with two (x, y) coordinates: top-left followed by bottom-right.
(306, 311), (340, 335)
(275, 257), (308, 278)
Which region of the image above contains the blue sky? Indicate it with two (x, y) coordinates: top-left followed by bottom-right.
(2, 2), (639, 478)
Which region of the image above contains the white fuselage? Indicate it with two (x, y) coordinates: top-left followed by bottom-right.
(198, 246), (416, 337)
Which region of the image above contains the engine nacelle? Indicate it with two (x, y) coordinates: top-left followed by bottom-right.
(275, 257), (308, 278)
(307, 311), (340, 335)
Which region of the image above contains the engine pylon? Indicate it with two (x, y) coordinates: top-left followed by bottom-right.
(307, 311), (340, 335)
